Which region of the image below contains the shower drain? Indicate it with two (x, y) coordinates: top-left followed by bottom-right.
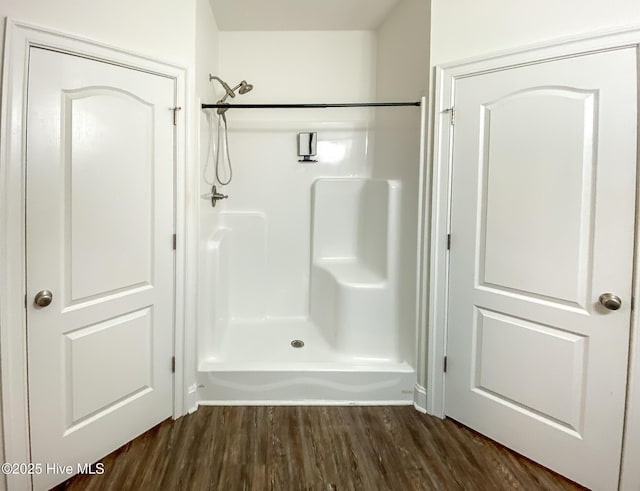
(291, 339), (305, 348)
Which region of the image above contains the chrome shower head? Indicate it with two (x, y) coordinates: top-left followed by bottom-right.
(209, 74), (236, 99)
(238, 80), (253, 95)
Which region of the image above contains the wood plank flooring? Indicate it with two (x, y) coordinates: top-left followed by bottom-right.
(54, 406), (585, 491)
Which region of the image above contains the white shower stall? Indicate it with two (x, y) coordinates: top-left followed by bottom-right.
(196, 8), (429, 404)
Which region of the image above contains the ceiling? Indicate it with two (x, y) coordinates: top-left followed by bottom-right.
(209, 0), (402, 31)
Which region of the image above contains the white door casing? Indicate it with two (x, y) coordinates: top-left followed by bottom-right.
(26, 47), (176, 489)
(0, 21), (188, 491)
(428, 30), (639, 491)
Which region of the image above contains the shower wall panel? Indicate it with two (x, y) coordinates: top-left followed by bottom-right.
(210, 31), (377, 321)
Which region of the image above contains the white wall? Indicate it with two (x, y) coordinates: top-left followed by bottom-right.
(0, 0), (195, 70)
(431, 0), (640, 66)
(202, 31), (376, 330)
(374, 0), (430, 369)
(196, 0), (220, 103)
(196, 0), (222, 376)
(197, 1), (222, 197)
(218, 31), (377, 112)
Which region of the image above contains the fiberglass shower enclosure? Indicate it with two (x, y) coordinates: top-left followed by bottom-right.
(197, 30), (426, 404)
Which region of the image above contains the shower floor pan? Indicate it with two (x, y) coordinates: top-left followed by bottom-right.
(197, 318), (415, 405)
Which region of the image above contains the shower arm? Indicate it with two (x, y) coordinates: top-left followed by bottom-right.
(209, 74), (236, 100)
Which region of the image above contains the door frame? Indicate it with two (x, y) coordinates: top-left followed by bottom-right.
(426, 26), (640, 489)
(0, 19), (189, 490)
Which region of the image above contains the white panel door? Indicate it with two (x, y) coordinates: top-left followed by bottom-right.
(26, 47), (175, 490)
(445, 47), (637, 490)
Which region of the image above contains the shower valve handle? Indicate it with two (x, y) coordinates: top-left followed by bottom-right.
(211, 185), (228, 207)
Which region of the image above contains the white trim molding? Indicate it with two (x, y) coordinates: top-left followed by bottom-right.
(0, 19), (190, 490)
(426, 25), (640, 489)
(413, 383), (427, 414)
(620, 36), (640, 488)
(414, 95), (430, 398)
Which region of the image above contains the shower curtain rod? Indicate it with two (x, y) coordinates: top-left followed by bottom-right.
(201, 101), (421, 109)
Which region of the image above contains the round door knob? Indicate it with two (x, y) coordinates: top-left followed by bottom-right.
(34, 290), (53, 308)
(599, 293), (622, 311)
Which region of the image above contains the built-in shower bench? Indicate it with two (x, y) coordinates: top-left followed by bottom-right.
(310, 178), (400, 358)
(314, 258), (386, 287)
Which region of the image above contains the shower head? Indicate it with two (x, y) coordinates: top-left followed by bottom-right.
(209, 74), (236, 99)
(237, 80), (253, 95)
(209, 76), (255, 107)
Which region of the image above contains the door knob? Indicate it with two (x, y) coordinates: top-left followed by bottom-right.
(599, 293), (622, 311)
(34, 290), (53, 308)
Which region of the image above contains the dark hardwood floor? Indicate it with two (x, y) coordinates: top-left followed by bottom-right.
(54, 406), (585, 491)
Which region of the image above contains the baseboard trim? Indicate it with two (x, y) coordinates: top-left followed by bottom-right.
(413, 383), (427, 413)
(186, 384), (198, 414)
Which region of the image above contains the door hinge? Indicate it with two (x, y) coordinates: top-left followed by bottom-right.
(444, 356), (448, 373)
(442, 107), (455, 126)
(171, 356), (176, 373)
(172, 233), (177, 250)
(447, 234), (451, 250)
(172, 106), (182, 126)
